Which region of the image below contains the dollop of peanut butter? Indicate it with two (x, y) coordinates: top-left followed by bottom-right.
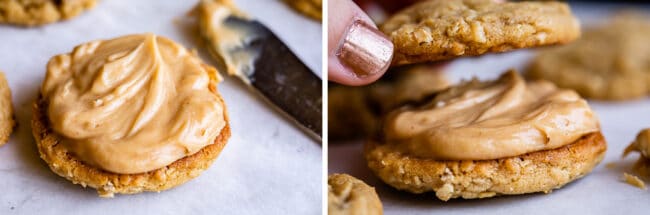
(384, 71), (600, 160)
(42, 34), (226, 174)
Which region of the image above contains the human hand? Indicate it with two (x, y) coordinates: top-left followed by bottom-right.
(327, 0), (394, 86)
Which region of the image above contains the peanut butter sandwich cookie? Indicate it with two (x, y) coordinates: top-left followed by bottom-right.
(329, 65), (448, 140)
(0, 0), (96, 26)
(381, 0), (580, 66)
(283, 0), (321, 21)
(366, 71), (606, 201)
(623, 129), (650, 180)
(328, 174), (383, 215)
(32, 34), (231, 197)
(527, 12), (650, 100)
(0, 71), (14, 146)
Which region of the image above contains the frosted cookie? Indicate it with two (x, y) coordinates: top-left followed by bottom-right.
(328, 174), (383, 215)
(527, 12), (650, 100)
(284, 0), (321, 21)
(366, 71), (606, 201)
(32, 34), (231, 197)
(381, 0), (580, 65)
(329, 65), (448, 140)
(0, 72), (14, 146)
(0, 0), (96, 26)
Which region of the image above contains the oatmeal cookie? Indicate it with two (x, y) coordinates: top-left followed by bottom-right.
(366, 71), (605, 201)
(381, 0), (580, 65)
(366, 132), (606, 201)
(0, 0), (96, 26)
(33, 34), (231, 197)
(527, 12), (650, 100)
(33, 80), (231, 197)
(328, 174), (383, 215)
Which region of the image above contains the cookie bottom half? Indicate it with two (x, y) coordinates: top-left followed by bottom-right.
(32, 90), (231, 197)
(365, 132), (606, 201)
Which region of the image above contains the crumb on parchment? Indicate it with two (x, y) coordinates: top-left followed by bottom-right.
(623, 172), (646, 190)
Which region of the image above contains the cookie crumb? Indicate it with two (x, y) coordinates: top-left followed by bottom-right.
(605, 162), (616, 169)
(623, 172), (646, 190)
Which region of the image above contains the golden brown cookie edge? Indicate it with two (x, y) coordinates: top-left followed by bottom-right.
(0, 72), (14, 146)
(365, 132), (607, 201)
(32, 75), (231, 197)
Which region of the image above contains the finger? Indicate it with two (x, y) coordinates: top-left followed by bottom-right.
(328, 0), (393, 86)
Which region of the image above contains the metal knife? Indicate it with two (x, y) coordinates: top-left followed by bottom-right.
(197, 0), (322, 141)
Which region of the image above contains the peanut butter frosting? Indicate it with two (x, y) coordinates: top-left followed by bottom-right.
(198, 0), (257, 79)
(42, 34), (227, 174)
(384, 71), (600, 160)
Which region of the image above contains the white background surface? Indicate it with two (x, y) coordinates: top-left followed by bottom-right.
(329, 3), (650, 215)
(0, 0), (322, 214)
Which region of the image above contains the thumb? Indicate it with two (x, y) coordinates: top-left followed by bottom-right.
(328, 0), (393, 86)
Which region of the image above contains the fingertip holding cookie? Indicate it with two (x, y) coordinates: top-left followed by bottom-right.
(328, 0), (393, 86)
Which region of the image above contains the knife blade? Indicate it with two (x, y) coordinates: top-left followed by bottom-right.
(197, 0), (322, 141)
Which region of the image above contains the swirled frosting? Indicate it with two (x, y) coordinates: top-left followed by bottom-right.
(42, 34), (226, 174)
(384, 71), (600, 160)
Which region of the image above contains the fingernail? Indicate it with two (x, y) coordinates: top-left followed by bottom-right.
(336, 20), (393, 77)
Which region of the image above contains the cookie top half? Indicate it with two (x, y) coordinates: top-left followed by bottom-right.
(381, 0), (580, 65)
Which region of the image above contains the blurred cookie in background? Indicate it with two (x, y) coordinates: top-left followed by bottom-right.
(284, 0), (321, 21)
(527, 12), (650, 100)
(329, 64), (448, 140)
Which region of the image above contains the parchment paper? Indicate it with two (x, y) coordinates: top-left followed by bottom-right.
(329, 3), (650, 215)
(0, 0), (322, 214)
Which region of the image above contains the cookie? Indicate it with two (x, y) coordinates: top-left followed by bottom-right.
(527, 12), (650, 100)
(0, 71), (14, 146)
(328, 64), (448, 140)
(33, 34), (231, 197)
(365, 71), (605, 201)
(0, 0), (96, 26)
(33, 95), (230, 197)
(283, 0), (321, 21)
(381, 0), (580, 65)
(366, 132), (606, 201)
(328, 174), (383, 215)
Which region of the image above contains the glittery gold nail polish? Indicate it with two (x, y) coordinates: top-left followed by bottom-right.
(336, 20), (393, 77)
